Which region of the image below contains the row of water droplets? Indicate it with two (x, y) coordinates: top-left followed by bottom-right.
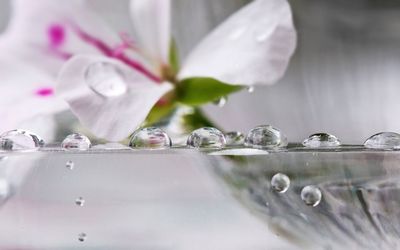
(1, 128), (400, 151)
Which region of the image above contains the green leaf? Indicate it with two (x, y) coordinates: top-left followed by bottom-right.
(145, 102), (177, 126)
(177, 77), (242, 106)
(169, 39), (180, 73)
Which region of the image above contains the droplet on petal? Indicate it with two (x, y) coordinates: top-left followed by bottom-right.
(85, 62), (128, 98)
(187, 127), (226, 149)
(61, 133), (91, 151)
(225, 131), (245, 146)
(271, 173), (290, 193)
(0, 130), (43, 151)
(244, 125), (288, 149)
(364, 132), (400, 150)
(301, 185), (322, 207)
(129, 127), (171, 149)
(213, 97), (227, 107)
(302, 133), (341, 148)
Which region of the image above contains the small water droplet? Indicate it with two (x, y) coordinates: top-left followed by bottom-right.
(302, 133), (341, 148)
(244, 125), (288, 149)
(129, 127), (171, 149)
(0, 179), (11, 203)
(78, 233), (87, 242)
(61, 133), (91, 151)
(301, 185), (322, 207)
(187, 127), (226, 149)
(225, 131), (245, 146)
(75, 197), (85, 207)
(213, 97), (227, 107)
(247, 86), (255, 93)
(0, 129), (43, 151)
(271, 173), (290, 193)
(364, 132), (400, 150)
(85, 62), (127, 98)
(66, 160), (74, 170)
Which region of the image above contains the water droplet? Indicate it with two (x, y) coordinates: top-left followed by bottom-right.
(225, 131), (245, 146)
(247, 86), (255, 93)
(66, 160), (74, 170)
(301, 185), (322, 207)
(85, 62), (127, 98)
(75, 197), (85, 207)
(244, 125), (288, 149)
(61, 133), (91, 151)
(364, 132), (400, 150)
(129, 127), (171, 149)
(302, 133), (341, 148)
(213, 97), (227, 107)
(271, 173), (290, 193)
(0, 179), (10, 203)
(187, 127), (226, 149)
(0, 129), (43, 151)
(78, 233), (87, 242)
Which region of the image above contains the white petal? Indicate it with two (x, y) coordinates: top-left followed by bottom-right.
(0, 56), (67, 133)
(3, 0), (120, 76)
(179, 0), (297, 86)
(130, 0), (171, 66)
(57, 55), (173, 141)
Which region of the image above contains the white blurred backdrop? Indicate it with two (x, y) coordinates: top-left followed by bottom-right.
(1, 0), (400, 144)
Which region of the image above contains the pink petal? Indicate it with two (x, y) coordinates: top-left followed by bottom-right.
(130, 0), (171, 67)
(179, 0), (297, 86)
(56, 55), (173, 141)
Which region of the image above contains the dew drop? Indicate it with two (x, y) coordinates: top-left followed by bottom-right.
(78, 233), (87, 242)
(225, 131), (245, 146)
(75, 197), (85, 207)
(213, 97), (227, 107)
(301, 185), (322, 207)
(85, 62), (127, 98)
(61, 133), (91, 151)
(129, 127), (171, 149)
(0, 129), (43, 151)
(66, 160), (74, 170)
(271, 173), (290, 193)
(247, 86), (255, 93)
(187, 127), (226, 149)
(302, 133), (341, 148)
(364, 132), (400, 150)
(244, 125), (288, 149)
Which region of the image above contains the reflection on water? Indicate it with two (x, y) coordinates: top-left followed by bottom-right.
(213, 149), (400, 249)
(0, 148), (399, 249)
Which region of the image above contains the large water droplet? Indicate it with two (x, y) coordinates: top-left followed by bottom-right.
(301, 185), (322, 207)
(78, 233), (87, 242)
(75, 197), (85, 207)
(364, 132), (400, 150)
(213, 97), (227, 107)
(244, 125), (288, 149)
(302, 133), (341, 148)
(225, 131), (245, 146)
(66, 160), (74, 170)
(0, 179), (11, 203)
(61, 133), (91, 151)
(129, 127), (171, 149)
(187, 127), (226, 149)
(0, 129), (43, 151)
(271, 173), (290, 193)
(85, 62), (127, 98)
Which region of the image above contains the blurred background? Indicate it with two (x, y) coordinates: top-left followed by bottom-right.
(1, 0), (400, 144)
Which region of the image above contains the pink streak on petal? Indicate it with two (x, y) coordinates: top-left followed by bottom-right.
(48, 24), (66, 47)
(35, 87), (54, 97)
(71, 25), (161, 83)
